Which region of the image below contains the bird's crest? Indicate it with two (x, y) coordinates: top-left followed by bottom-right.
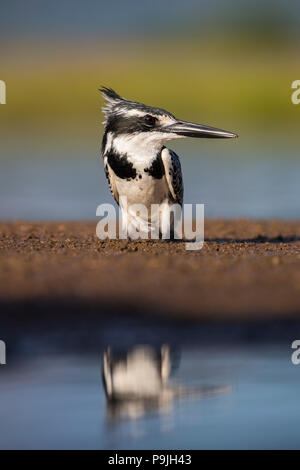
(100, 87), (125, 120)
(100, 86), (176, 126)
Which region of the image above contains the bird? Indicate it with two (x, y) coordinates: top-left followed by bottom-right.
(100, 87), (237, 239)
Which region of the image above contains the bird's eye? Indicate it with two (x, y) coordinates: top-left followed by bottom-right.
(144, 114), (157, 126)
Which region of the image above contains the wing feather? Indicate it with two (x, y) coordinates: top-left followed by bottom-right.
(161, 147), (184, 206)
(104, 156), (119, 204)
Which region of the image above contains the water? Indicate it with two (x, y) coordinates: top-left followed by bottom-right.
(0, 320), (300, 449)
(1, 145), (300, 220)
(1, 141), (300, 449)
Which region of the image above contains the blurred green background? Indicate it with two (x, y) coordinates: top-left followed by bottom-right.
(1, 0), (299, 219)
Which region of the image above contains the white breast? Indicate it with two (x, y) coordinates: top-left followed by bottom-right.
(114, 167), (168, 208)
(109, 134), (170, 207)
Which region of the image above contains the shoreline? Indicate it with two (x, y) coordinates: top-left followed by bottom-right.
(0, 219), (300, 323)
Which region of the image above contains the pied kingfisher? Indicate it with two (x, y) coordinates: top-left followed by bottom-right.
(100, 87), (237, 238)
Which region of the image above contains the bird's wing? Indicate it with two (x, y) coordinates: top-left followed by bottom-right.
(161, 147), (184, 206)
(104, 156), (119, 204)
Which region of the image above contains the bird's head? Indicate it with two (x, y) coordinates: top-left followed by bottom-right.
(100, 87), (237, 155)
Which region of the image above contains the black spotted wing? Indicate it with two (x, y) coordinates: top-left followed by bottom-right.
(104, 155), (119, 204)
(161, 148), (184, 206)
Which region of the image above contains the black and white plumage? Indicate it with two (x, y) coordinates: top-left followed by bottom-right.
(100, 87), (237, 238)
(162, 148), (183, 207)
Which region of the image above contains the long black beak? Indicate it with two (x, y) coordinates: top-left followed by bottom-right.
(163, 120), (238, 139)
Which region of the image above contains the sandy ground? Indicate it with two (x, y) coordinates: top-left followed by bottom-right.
(0, 220), (300, 322)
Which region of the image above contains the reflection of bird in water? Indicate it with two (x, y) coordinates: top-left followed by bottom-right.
(102, 345), (231, 423)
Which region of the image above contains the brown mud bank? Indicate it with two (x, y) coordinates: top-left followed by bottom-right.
(0, 219), (300, 324)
